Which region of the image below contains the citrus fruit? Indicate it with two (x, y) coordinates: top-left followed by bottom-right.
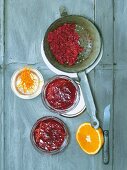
(76, 122), (104, 155)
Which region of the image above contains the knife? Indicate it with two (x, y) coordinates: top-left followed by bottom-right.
(103, 105), (110, 164)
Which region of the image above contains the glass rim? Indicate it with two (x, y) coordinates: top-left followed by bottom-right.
(30, 116), (70, 154)
(41, 75), (80, 114)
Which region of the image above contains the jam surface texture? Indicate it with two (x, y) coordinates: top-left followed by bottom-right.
(33, 118), (67, 152)
(47, 23), (84, 66)
(45, 77), (77, 110)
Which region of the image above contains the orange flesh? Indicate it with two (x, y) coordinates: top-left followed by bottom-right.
(76, 123), (104, 154)
(78, 125), (99, 152)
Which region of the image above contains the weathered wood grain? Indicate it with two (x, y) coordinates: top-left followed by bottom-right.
(89, 69), (113, 170)
(95, 0), (114, 65)
(87, 1), (114, 169)
(0, 0), (4, 170)
(0, 0), (4, 64)
(113, 0), (127, 170)
(0, 71), (4, 170)
(114, 0), (127, 66)
(113, 70), (127, 170)
(88, 63), (113, 169)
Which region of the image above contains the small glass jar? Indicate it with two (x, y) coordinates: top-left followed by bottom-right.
(30, 116), (69, 154)
(42, 75), (80, 114)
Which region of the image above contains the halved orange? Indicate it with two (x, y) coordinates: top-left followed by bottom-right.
(76, 122), (104, 155)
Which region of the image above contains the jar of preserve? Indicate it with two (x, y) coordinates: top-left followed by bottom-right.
(30, 116), (69, 154)
(42, 75), (80, 114)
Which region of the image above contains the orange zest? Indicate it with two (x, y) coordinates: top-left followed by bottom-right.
(76, 122), (104, 155)
(17, 67), (37, 93)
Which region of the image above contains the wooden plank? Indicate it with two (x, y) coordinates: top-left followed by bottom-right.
(94, 0), (113, 65)
(95, 69), (113, 170)
(113, 70), (127, 170)
(114, 0), (127, 66)
(0, 71), (4, 170)
(0, 0), (4, 64)
(88, 1), (114, 169)
(113, 0), (127, 169)
(0, 0), (4, 170)
(88, 69), (113, 170)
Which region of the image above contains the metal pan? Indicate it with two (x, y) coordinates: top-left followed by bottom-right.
(43, 7), (102, 129)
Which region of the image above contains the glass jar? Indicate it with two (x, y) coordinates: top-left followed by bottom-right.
(30, 116), (69, 154)
(42, 75), (80, 114)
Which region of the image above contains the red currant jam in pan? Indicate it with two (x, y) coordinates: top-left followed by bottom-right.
(45, 77), (77, 110)
(32, 117), (68, 152)
(47, 23), (84, 66)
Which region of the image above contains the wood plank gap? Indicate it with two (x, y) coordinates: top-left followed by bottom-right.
(0, 0), (5, 170)
(112, 0), (115, 169)
(94, 0), (96, 23)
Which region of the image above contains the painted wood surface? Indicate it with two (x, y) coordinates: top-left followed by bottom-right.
(0, 0), (127, 170)
(0, 0), (4, 170)
(113, 0), (127, 170)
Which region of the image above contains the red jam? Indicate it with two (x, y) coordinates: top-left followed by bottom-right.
(45, 77), (77, 110)
(33, 118), (67, 152)
(47, 23), (84, 66)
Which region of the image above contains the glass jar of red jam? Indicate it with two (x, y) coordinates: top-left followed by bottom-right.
(42, 76), (80, 113)
(30, 116), (69, 154)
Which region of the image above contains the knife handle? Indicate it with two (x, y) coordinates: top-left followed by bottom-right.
(103, 130), (109, 164)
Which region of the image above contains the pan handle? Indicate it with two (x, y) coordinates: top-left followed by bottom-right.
(59, 6), (68, 17)
(78, 71), (99, 129)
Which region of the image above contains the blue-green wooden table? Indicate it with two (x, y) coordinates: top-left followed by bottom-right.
(0, 0), (127, 170)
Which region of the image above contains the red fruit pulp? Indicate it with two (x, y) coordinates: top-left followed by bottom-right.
(47, 23), (84, 66)
(33, 118), (67, 152)
(45, 78), (77, 110)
